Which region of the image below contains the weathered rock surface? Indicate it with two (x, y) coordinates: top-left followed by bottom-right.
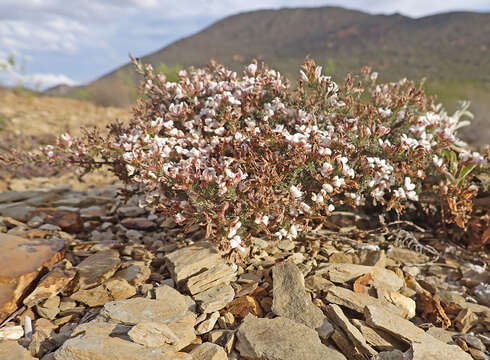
(23, 261), (76, 307)
(326, 304), (377, 356)
(317, 263), (404, 291)
(326, 286), (404, 315)
(193, 283), (235, 313)
(236, 314), (346, 360)
(0, 340), (36, 360)
(190, 342), (228, 360)
(75, 249), (121, 290)
(128, 321), (180, 347)
(102, 291), (195, 324)
(271, 263), (325, 329)
(0, 233), (65, 322)
(186, 263), (236, 295)
(53, 321), (173, 360)
(165, 243), (221, 285)
(365, 305), (472, 359)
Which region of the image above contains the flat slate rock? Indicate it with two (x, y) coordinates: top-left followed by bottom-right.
(365, 305), (472, 359)
(317, 263), (404, 291)
(186, 263), (236, 295)
(193, 283), (235, 314)
(165, 242), (221, 285)
(0, 233), (65, 322)
(75, 249), (121, 290)
(272, 263), (325, 329)
(326, 286), (404, 316)
(326, 304), (377, 357)
(101, 290), (195, 324)
(236, 314), (346, 360)
(53, 321), (175, 360)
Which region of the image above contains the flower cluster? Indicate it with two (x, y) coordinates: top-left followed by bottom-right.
(9, 58), (487, 251)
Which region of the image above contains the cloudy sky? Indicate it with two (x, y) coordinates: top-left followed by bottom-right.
(0, 0), (489, 90)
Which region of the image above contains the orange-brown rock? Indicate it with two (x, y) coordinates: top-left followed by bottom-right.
(0, 233), (65, 322)
(227, 296), (263, 319)
(29, 208), (83, 233)
(23, 260), (76, 307)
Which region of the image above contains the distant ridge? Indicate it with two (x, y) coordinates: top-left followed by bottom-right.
(46, 6), (490, 145)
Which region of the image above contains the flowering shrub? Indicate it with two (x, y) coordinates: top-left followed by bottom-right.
(5, 58), (487, 252)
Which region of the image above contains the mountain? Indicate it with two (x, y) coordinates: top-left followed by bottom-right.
(46, 6), (490, 145)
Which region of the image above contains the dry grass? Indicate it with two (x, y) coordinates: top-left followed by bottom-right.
(0, 90), (131, 190)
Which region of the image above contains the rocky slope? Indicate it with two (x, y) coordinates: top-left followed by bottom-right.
(0, 185), (488, 359)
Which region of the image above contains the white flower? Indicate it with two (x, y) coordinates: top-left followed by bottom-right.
(378, 107), (392, 118)
(300, 202), (311, 213)
(300, 70), (308, 81)
(174, 213), (185, 224)
(332, 176), (345, 187)
(227, 221), (242, 239)
(370, 72), (378, 81)
(311, 193), (324, 204)
(433, 155), (443, 167)
(247, 63), (257, 75)
(321, 162), (333, 176)
(322, 183), (334, 193)
(230, 235), (245, 252)
(404, 177), (416, 191)
(290, 185), (303, 199)
(328, 204), (335, 212)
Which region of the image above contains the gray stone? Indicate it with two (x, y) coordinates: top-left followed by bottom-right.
(351, 319), (406, 351)
(118, 206), (146, 218)
(0, 340), (36, 360)
(316, 318), (334, 340)
(410, 339), (473, 360)
(101, 291), (195, 324)
(426, 327), (457, 344)
(326, 304), (377, 357)
(236, 314), (346, 360)
(326, 286), (404, 316)
(53, 321), (172, 360)
(317, 263), (403, 291)
(374, 350), (405, 360)
(75, 250), (121, 290)
(190, 342), (228, 360)
(128, 321), (180, 347)
(386, 247), (429, 265)
(365, 305), (426, 343)
(114, 261), (151, 286)
(365, 305), (472, 360)
(186, 263), (236, 295)
(453, 333), (486, 352)
(165, 242), (221, 285)
(193, 283), (235, 313)
(272, 263), (325, 329)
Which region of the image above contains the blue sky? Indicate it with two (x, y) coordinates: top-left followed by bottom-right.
(0, 0), (489, 90)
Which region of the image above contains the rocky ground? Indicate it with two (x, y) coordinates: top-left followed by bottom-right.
(0, 183), (488, 360)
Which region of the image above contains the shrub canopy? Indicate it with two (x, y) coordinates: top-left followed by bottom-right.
(9, 58), (488, 252)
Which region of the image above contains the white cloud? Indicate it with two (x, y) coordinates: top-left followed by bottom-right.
(0, 58), (77, 90)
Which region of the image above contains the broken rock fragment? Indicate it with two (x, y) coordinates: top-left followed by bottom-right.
(0, 233), (65, 322)
(236, 314), (346, 360)
(272, 263), (325, 329)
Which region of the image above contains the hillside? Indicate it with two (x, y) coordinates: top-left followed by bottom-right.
(47, 6), (490, 145)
